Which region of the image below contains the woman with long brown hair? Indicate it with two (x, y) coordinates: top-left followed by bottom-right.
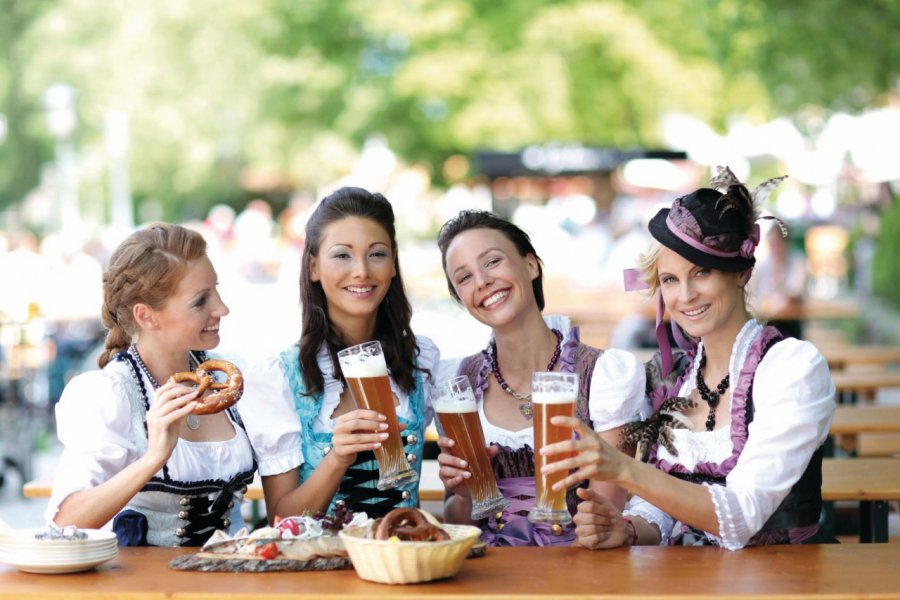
(238, 187), (438, 522)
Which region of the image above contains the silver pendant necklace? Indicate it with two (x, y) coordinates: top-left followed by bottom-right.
(130, 344), (200, 430)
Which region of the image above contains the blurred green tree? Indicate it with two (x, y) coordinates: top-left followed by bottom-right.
(1, 0), (898, 219)
(0, 0), (56, 212)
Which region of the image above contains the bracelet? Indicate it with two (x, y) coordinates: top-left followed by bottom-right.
(622, 517), (637, 546)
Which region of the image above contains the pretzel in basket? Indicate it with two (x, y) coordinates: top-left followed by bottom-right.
(170, 359), (244, 415)
(373, 508), (450, 542)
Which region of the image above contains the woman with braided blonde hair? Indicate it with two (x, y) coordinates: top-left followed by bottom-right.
(542, 167), (835, 550)
(47, 223), (256, 547)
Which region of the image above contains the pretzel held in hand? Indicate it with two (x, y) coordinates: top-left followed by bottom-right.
(170, 359), (243, 415)
(374, 508), (450, 542)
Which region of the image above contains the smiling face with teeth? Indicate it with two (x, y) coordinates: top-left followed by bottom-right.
(657, 247), (749, 342)
(444, 227), (540, 328)
(145, 255), (230, 353)
(309, 216), (397, 336)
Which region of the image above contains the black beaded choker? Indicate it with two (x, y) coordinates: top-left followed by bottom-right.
(695, 350), (730, 431)
(489, 328), (563, 420)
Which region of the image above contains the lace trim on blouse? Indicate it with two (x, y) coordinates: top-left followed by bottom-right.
(706, 483), (750, 550)
(680, 319), (762, 398)
(671, 319), (767, 548)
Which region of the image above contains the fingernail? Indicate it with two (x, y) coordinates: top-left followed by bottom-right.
(379, 433), (389, 439)
(378, 423), (388, 430)
(378, 414), (386, 421)
(373, 442), (382, 448)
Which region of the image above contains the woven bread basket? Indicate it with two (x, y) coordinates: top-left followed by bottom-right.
(338, 523), (481, 584)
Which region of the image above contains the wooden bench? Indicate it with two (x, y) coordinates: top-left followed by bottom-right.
(27, 459), (898, 542)
(821, 345), (900, 371)
(830, 405), (900, 456)
(822, 457), (900, 543)
(831, 370), (900, 403)
(23, 459), (446, 507)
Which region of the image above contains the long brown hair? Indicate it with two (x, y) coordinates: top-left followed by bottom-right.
(298, 187), (420, 396)
(97, 223), (208, 367)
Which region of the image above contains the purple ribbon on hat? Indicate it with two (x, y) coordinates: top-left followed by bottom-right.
(740, 223), (761, 259)
(664, 213), (745, 258)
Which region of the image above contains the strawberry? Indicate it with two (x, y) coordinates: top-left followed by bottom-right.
(256, 542), (279, 560)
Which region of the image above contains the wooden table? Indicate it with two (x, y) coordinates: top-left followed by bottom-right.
(3, 544), (900, 599)
(821, 457), (900, 542)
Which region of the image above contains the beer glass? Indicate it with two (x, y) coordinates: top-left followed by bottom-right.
(435, 376), (511, 520)
(337, 341), (418, 491)
(528, 371), (578, 525)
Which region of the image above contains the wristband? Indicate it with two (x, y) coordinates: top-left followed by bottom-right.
(622, 517), (637, 546)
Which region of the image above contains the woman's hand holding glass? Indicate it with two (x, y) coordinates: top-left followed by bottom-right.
(539, 415), (629, 491)
(330, 409), (394, 468)
(436, 437), (500, 500)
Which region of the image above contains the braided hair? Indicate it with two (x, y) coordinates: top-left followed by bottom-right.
(97, 223), (208, 368)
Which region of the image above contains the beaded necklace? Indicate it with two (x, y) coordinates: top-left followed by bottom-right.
(489, 328), (563, 420)
(695, 350), (730, 431)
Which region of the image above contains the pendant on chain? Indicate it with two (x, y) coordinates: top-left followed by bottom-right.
(187, 414), (201, 431)
(519, 400), (533, 419)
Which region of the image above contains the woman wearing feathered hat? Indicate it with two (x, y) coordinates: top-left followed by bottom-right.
(541, 167), (836, 549)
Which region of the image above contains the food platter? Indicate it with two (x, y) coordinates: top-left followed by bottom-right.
(169, 513), (359, 573)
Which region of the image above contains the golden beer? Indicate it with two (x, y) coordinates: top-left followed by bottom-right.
(528, 372), (578, 525)
(338, 342), (418, 491)
(435, 376), (510, 519)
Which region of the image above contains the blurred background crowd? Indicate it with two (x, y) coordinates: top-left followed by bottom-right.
(2, 1), (900, 519)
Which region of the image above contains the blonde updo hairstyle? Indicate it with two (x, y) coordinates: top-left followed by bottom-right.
(97, 223), (208, 368)
(636, 240), (664, 297)
(636, 237), (752, 308)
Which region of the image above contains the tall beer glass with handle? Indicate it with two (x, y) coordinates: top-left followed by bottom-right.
(337, 341), (418, 490)
(435, 375), (511, 520)
(528, 371), (578, 525)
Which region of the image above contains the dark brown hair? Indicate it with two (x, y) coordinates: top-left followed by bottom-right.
(436, 209), (546, 310)
(298, 187), (420, 396)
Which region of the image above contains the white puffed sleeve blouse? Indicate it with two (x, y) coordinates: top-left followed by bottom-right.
(46, 359), (255, 526)
(624, 319), (835, 550)
(238, 336), (440, 477)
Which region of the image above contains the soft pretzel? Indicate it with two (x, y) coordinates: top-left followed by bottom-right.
(170, 359), (243, 415)
(374, 508), (450, 542)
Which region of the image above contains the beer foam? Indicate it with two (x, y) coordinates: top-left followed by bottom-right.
(531, 391), (576, 404)
(433, 397), (477, 413)
(339, 353), (388, 378)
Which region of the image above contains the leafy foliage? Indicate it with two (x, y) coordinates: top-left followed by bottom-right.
(1, 0), (898, 218)
(873, 198), (900, 310)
